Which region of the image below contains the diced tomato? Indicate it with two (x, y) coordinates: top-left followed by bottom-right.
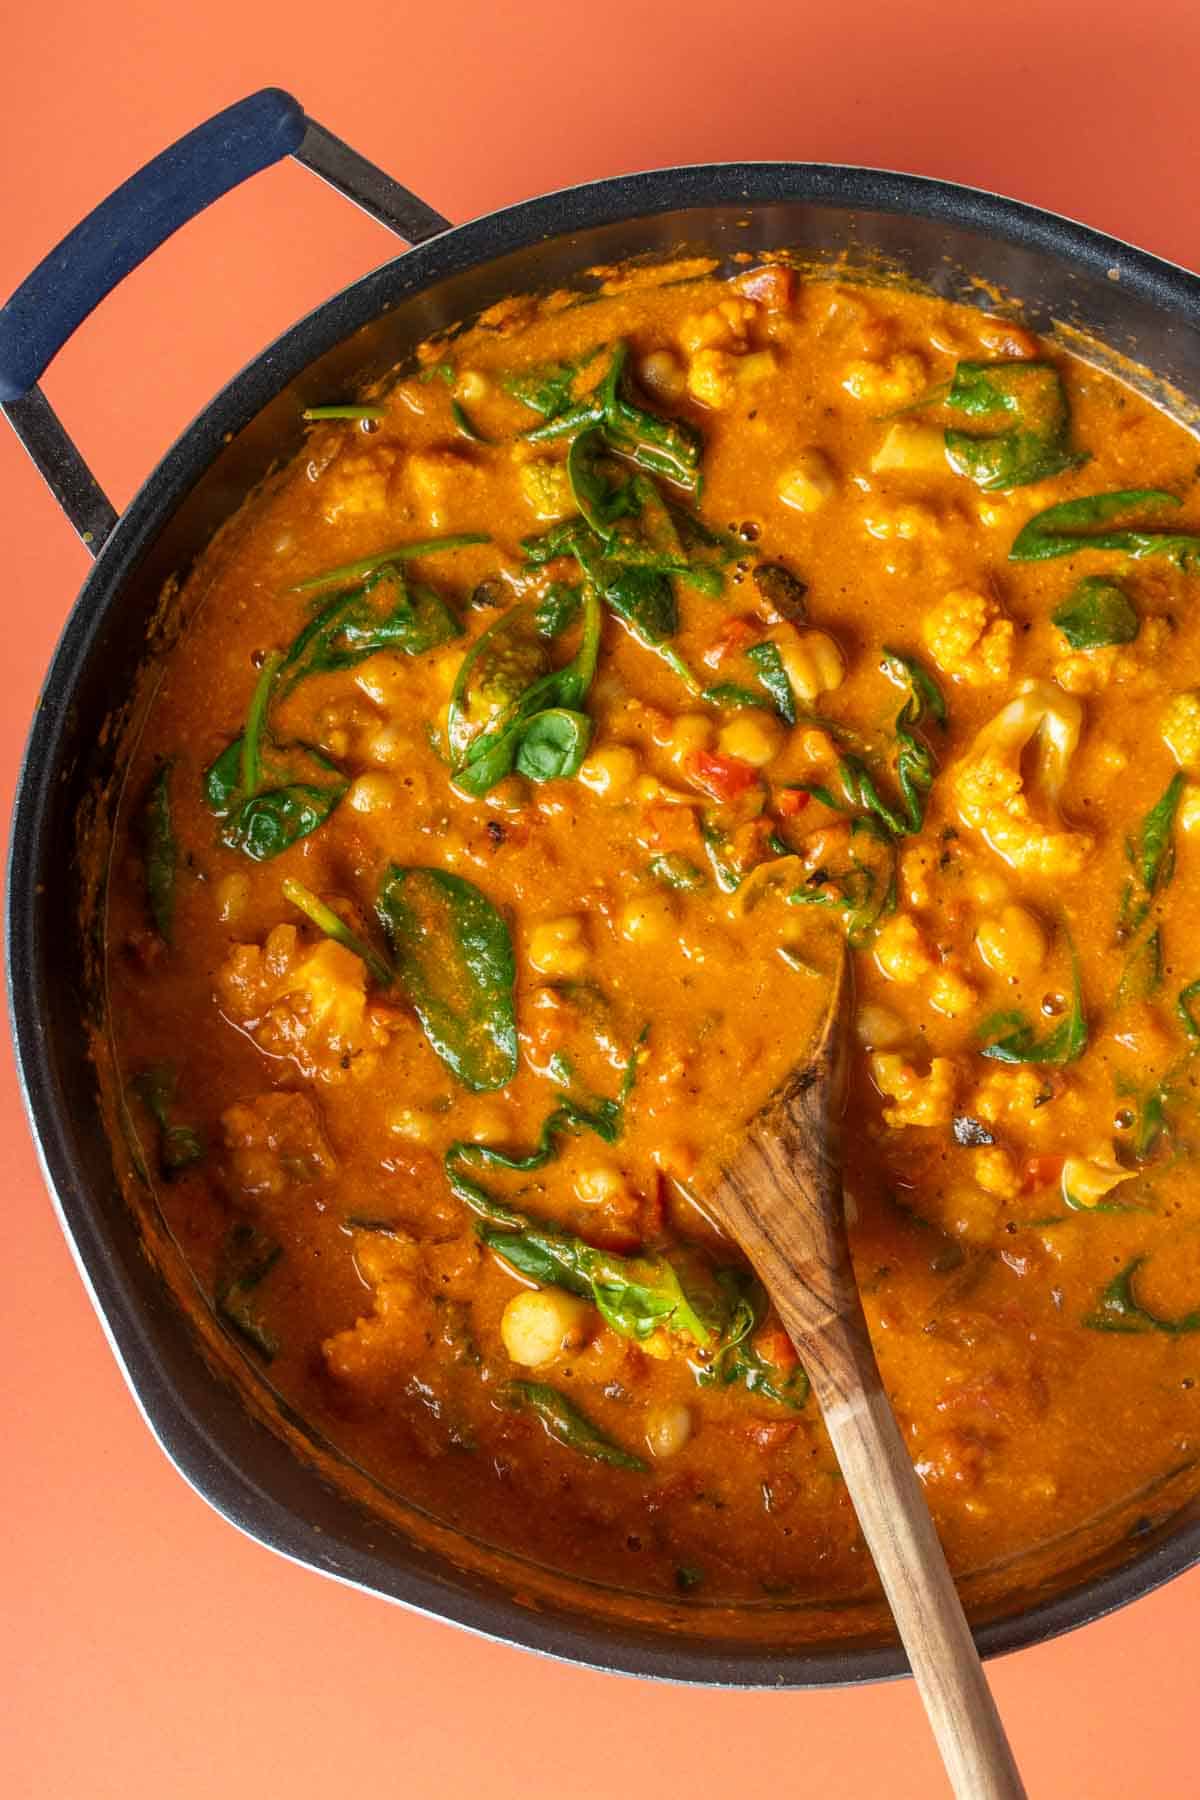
(1020, 1154), (1064, 1195)
(685, 749), (758, 803)
(751, 1320), (800, 1373)
(731, 265), (796, 311)
(637, 802), (703, 855)
(702, 616), (758, 669)
(774, 787), (811, 819)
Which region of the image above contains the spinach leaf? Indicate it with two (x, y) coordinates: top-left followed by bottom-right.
(979, 936), (1087, 1065)
(216, 1223), (282, 1360)
(502, 359), (582, 420)
(140, 761), (177, 943)
(1117, 925), (1164, 1006)
(302, 403), (386, 421)
(1084, 1258), (1200, 1335)
(501, 1381), (647, 1471)
(281, 877), (394, 988)
(801, 652), (944, 839)
(132, 1064), (204, 1176)
(942, 360), (1088, 491)
(1009, 489), (1200, 567)
(444, 1036), (644, 1218)
(514, 708), (593, 781)
(1119, 772), (1185, 936)
(648, 854), (707, 892)
(290, 534), (490, 597)
(526, 340), (703, 495)
(279, 565), (461, 692)
(447, 588), (602, 795)
(746, 642), (796, 723)
(1052, 576), (1139, 650)
(695, 1270), (809, 1408)
(204, 650), (348, 860)
(1179, 979), (1200, 1039)
(377, 866), (518, 1091)
(701, 682), (772, 711)
(206, 741), (348, 861)
(483, 1224), (715, 1348)
(451, 399), (491, 443)
(787, 818), (896, 948)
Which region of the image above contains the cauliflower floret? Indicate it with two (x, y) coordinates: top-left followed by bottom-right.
(678, 297), (760, 354)
(221, 1090), (336, 1198)
(972, 1146), (1020, 1198)
(322, 1228), (434, 1382)
(686, 346), (776, 410)
(216, 924), (394, 1081)
(922, 588), (1014, 687)
(874, 913), (936, 984)
(972, 1066), (1054, 1132)
(1055, 617), (1171, 696)
(950, 681), (1094, 876)
(404, 449), (490, 532)
(1061, 1154), (1136, 1210)
(517, 456), (573, 521)
(1162, 690), (1200, 771)
(841, 351), (929, 408)
(317, 447), (400, 525)
(871, 1053), (959, 1128)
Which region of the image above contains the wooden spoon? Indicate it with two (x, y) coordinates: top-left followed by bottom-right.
(702, 939), (1026, 1800)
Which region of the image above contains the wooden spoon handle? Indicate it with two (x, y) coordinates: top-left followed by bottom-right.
(802, 1304), (1027, 1800)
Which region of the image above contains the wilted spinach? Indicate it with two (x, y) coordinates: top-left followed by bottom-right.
(446, 587), (601, 795)
(979, 935), (1087, 1066)
(1052, 576), (1139, 650)
(525, 340), (704, 494)
(501, 1381), (647, 1471)
(1119, 772), (1184, 937)
(1084, 1258), (1200, 1336)
(279, 564), (461, 693)
(132, 1064), (204, 1176)
(1009, 489), (1200, 567)
(941, 360), (1088, 491)
(140, 761), (177, 943)
(377, 866), (518, 1091)
(216, 1223), (282, 1360)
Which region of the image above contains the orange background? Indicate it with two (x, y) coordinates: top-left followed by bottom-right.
(3, 4), (1199, 1794)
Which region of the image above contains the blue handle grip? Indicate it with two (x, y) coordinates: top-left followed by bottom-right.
(0, 88), (306, 402)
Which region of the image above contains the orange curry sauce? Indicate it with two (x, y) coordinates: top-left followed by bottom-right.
(103, 265), (1200, 1606)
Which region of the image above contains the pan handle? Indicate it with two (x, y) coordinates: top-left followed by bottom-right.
(0, 89), (450, 551)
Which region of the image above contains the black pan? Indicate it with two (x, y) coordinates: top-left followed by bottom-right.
(6, 88), (1200, 1687)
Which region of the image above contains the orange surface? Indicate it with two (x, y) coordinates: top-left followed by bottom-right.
(3, 3), (1200, 1794)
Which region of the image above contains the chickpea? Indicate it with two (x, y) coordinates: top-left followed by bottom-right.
(773, 628), (844, 702)
(777, 447), (837, 513)
(528, 915), (589, 977)
(974, 905), (1046, 981)
(347, 772), (400, 814)
(216, 872), (250, 925)
(717, 713), (783, 768)
(574, 1164), (629, 1205)
(364, 722), (410, 769)
(644, 1403), (693, 1459)
(638, 348), (686, 404)
(578, 744), (639, 797)
(618, 894), (677, 946)
(386, 1105), (438, 1145)
(668, 714), (715, 762)
(455, 368), (488, 403)
(500, 1289), (591, 1367)
(854, 1003), (907, 1050)
(465, 1100), (511, 1146)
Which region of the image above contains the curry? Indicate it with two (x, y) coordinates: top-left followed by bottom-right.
(103, 262), (1200, 1610)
